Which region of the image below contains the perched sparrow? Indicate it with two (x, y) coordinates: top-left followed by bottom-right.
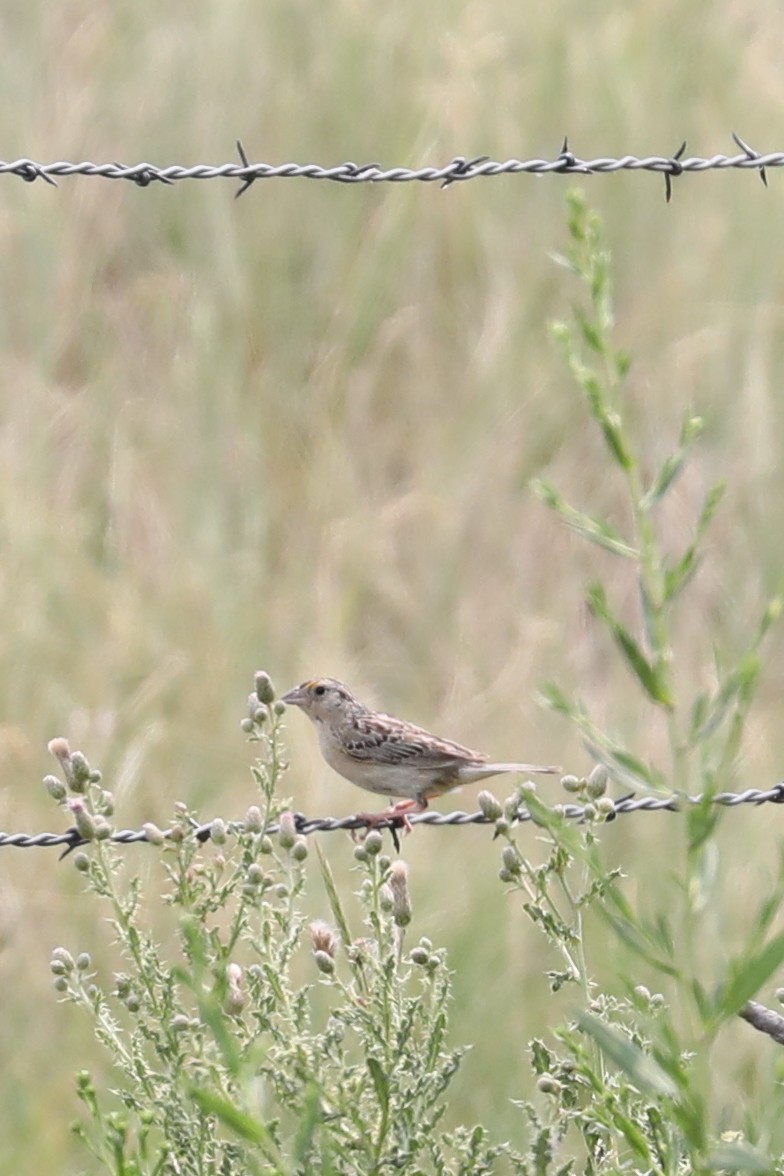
(281, 677), (560, 826)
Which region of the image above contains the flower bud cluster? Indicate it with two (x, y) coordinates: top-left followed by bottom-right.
(44, 739), (115, 858)
(240, 671), (280, 734)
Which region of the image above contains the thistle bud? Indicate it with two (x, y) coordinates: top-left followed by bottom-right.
(73, 852), (90, 872)
(504, 795), (521, 820)
(291, 836), (308, 862)
(43, 775), (66, 802)
(51, 947), (74, 972)
(76, 953), (91, 972)
(561, 774), (582, 794)
(210, 818), (227, 846)
(363, 830), (383, 856)
(254, 672), (276, 704)
(143, 823), (165, 847)
(477, 791), (503, 822)
(586, 764), (609, 799)
(501, 845), (522, 876)
(378, 884), (394, 913)
(388, 861), (412, 927)
(68, 799), (96, 842)
(68, 752), (92, 793)
(278, 811), (297, 850)
(314, 951), (335, 976)
(93, 818), (112, 841)
(244, 806), (263, 833)
(47, 737), (71, 767)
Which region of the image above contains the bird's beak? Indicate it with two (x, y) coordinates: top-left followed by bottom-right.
(280, 684), (307, 708)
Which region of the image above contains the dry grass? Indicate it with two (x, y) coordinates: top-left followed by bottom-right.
(1, 0), (784, 1169)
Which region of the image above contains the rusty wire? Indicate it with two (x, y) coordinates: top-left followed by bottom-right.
(1, 782), (782, 858)
(0, 134), (774, 202)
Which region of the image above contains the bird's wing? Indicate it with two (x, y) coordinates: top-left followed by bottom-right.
(341, 712), (486, 769)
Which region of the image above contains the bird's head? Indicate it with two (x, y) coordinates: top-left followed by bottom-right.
(281, 677), (360, 722)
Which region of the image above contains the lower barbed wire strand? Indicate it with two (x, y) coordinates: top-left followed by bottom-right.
(2, 783), (783, 852)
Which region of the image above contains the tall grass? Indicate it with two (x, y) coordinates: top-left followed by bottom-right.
(1, 0), (784, 1170)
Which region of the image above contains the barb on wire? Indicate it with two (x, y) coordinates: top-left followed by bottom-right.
(732, 131), (768, 188)
(2, 782), (782, 859)
(664, 140), (687, 203)
(0, 134), (780, 193)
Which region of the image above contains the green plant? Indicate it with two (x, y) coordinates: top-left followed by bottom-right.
(46, 674), (530, 1175)
(476, 191), (784, 1175)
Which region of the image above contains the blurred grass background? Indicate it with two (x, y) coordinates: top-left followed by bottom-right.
(2, 0), (784, 1169)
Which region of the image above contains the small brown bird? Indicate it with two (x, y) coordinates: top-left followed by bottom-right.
(281, 677), (560, 826)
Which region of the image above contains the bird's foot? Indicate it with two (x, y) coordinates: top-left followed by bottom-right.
(352, 799), (426, 842)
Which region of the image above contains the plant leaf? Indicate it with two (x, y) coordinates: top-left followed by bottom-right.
(577, 1013), (678, 1098)
(532, 479), (637, 558)
(587, 583), (674, 708)
(714, 929), (784, 1022)
(188, 1086), (280, 1152)
(293, 1082), (322, 1167)
(706, 1142), (775, 1173)
(367, 1057), (389, 1116)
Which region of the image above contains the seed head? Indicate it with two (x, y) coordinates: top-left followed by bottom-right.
(388, 861), (412, 927)
(224, 963), (245, 1015)
(309, 920), (338, 958)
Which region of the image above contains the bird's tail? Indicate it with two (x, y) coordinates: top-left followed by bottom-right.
(477, 762), (561, 778)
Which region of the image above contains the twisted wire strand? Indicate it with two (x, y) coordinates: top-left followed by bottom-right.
(0, 134), (775, 196)
(3, 783), (783, 856)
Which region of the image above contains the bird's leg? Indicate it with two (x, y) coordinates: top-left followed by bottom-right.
(352, 797), (428, 840)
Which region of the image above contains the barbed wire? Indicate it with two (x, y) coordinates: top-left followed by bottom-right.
(2, 782), (782, 859)
(0, 134), (775, 202)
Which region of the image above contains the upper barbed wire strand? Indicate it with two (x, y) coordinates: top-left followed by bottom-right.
(2, 783), (783, 855)
(0, 134), (775, 198)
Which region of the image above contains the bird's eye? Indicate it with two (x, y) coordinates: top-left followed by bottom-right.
(314, 684), (326, 697)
